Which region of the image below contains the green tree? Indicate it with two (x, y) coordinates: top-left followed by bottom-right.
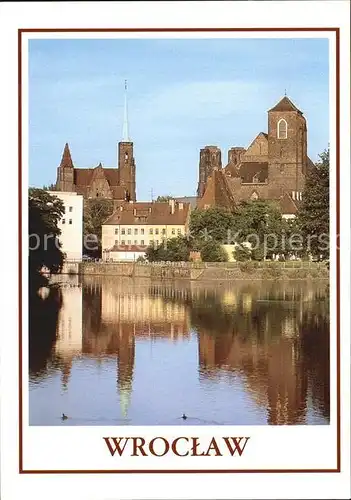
(233, 244), (252, 261)
(83, 199), (114, 257)
(156, 195), (173, 202)
(233, 200), (286, 260)
(42, 183), (57, 191)
(189, 207), (236, 243)
(298, 149), (329, 259)
(198, 239), (228, 262)
(29, 188), (65, 287)
(146, 236), (190, 262)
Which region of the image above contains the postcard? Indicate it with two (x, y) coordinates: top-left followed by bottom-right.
(0, 1), (350, 499)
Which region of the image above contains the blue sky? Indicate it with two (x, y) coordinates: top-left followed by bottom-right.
(29, 37), (329, 200)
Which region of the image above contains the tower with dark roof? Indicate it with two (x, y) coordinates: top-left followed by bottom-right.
(118, 81), (136, 202)
(267, 95), (308, 195)
(55, 82), (136, 201)
(56, 143), (74, 192)
(197, 95), (313, 215)
(197, 146), (222, 198)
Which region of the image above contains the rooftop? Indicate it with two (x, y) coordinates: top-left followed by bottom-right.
(103, 200), (190, 226)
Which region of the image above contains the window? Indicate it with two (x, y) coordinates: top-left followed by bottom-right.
(121, 240), (125, 246)
(250, 191), (259, 201)
(127, 240), (131, 245)
(277, 119), (287, 139)
(177, 228), (181, 235)
(155, 228), (159, 235)
(115, 239), (118, 245)
(121, 228), (125, 235)
(115, 228), (119, 235)
(141, 228), (144, 235)
(141, 240), (144, 246)
(69, 219), (72, 225)
(127, 228), (131, 235)
(150, 239), (154, 246)
(162, 228), (166, 235)
(62, 219), (66, 224)
(155, 240), (159, 247)
(171, 228), (175, 235)
(149, 228), (153, 235)
(69, 206), (73, 212)
(134, 228), (138, 235)
(134, 240), (137, 245)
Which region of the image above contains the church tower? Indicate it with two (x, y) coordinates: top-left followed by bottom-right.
(197, 145), (222, 198)
(56, 143), (74, 192)
(267, 95), (307, 197)
(118, 81), (136, 202)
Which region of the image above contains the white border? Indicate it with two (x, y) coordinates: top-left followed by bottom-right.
(21, 28), (337, 473)
(0, 1), (350, 499)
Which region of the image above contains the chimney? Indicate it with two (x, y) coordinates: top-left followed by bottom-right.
(169, 198), (175, 214)
(179, 202), (183, 210)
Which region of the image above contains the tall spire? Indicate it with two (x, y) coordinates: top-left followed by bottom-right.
(122, 79), (130, 142)
(60, 143), (74, 168)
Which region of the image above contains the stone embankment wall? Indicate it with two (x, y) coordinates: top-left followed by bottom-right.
(67, 261), (329, 281)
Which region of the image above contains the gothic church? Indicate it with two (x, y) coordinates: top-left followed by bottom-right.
(197, 95), (315, 215)
(56, 83), (136, 202)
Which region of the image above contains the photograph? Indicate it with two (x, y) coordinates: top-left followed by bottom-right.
(28, 36), (331, 427)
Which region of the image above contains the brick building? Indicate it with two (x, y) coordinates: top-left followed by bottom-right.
(197, 95), (316, 217)
(56, 82), (136, 202)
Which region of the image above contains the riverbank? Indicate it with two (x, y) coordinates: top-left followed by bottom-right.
(61, 260), (329, 281)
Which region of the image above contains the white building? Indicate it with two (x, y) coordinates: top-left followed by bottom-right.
(102, 199), (191, 262)
(54, 191), (83, 261)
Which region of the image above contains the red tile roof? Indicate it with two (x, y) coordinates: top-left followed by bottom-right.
(279, 192), (298, 215)
(268, 96), (302, 114)
(197, 169), (235, 210)
(103, 201), (190, 226)
(74, 166), (120, 187)
(74, 168), (94, 186)
(107, 244), (148, 252)
(60, 143), (74, 168)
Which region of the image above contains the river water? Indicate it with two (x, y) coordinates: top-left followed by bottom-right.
(29, 276), (330, 426)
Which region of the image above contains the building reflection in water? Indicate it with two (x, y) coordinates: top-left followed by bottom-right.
(29, 277), (330, 424)
(188, 284), (329, 425)
(54, 276), (83, 390)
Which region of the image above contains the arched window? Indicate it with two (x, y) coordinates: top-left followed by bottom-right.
(250, 191), (259, 201)
(277, 119), (288, 139)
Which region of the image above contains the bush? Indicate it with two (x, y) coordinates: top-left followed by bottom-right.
(234, 245), (251, 261)
(200, 240), (228, 262)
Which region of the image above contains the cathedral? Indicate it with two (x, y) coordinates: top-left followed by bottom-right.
(196, 95), (315, 216)
(56, 82), (136, 202)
